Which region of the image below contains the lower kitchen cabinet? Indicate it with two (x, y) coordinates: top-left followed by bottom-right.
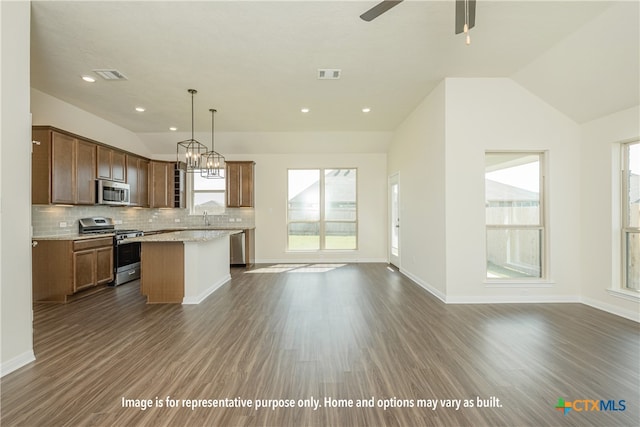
(33, 237), (114, 302)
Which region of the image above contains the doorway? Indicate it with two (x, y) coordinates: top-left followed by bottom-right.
(389, 173), (400, 268)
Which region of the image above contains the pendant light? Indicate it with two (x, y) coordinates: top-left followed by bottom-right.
(200, 108), (226, 179)
(176, 89), (208, 172)
(463, 0), (471, 45)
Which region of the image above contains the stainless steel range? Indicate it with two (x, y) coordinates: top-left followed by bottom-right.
(79, 217), (144, 286)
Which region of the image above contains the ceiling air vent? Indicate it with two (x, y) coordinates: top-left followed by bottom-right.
(317, 69), (341, 80)
(93, 69), (128, 80)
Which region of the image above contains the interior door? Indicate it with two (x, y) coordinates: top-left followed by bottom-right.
(389, 173), (400, 268)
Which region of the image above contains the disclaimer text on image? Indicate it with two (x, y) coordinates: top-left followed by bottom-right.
(121, 395), (503, 412)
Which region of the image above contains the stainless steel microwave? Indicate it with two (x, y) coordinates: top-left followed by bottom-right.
(96, 179), (130, 206)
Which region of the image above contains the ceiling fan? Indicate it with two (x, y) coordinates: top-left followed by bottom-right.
(360, 0), (476, 42)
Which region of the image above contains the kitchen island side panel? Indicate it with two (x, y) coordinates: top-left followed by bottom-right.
(183, 235), (231, 304)
(140, 242), (184, 303)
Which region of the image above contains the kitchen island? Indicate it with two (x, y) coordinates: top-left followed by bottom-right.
(128, 229), (241, 304)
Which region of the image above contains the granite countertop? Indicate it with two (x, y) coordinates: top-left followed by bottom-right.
(32, 233), (115, 241)
(126, 229), (242, 243)
(32, 225), (254, 241)
(144, 225), (256, 233)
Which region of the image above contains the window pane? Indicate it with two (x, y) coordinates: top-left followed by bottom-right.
(288, 222), (319, 250)
(487, 228), (541, 279)
(626, 142), (640, 228)
(193, 192), (225, 213)
(325, 222), (356, 250)
(324, 169), (357, 221)
(288, 170), (320, 221)
(626, 232), (640, 290)
(486, 153), (540, 225)
(193, 172), (225, 191)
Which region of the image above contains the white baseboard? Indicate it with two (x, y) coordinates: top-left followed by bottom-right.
(400, 269), (447, 303)
(581, 296), (640, 322)
(254, 258), (387, 264)
(182, 274), (230, 305)
(445, 295), (581, 304)
(1, 350), (35, 378)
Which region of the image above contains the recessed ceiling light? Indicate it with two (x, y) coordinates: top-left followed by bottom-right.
(135, 107), (145, 112)
(169, 127), (178, 131)
(362, 107), (371, 113)
(81, 75), (96, 83)
(301, 108), (310, 113)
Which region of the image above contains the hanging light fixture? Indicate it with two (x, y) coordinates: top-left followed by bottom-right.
(463, 0), (471, 45)
(176, 89), (208, 172)
(200, 108), (226, 179)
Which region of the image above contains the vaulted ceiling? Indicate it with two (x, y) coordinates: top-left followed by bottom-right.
(30, 1), (639, 136)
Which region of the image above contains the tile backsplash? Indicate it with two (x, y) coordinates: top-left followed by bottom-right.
(32, 205), (255, 237)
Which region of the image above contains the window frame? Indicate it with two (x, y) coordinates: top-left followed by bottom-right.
(484, 151), (547, 282)
(187, 170), (226, 215)
(286, 168), (358, 252)
(622, 140), (640, 292)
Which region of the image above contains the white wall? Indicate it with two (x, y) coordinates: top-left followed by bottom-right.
(1, 0), (35, 376)
(242, 152), (388, 263)
(444, 78), (582, 302)
(580, 106), (640, 321)
(31, 88), (151, 157)
(387, 81), (447, 300)
(388, 77), (586, 304)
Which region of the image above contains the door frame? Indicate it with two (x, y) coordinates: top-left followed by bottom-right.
(388, 172), (400, 268)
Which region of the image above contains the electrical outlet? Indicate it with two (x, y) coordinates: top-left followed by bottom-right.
(174, 218), (180, 223)
(114, 220), (123, 225)
(235, 218), (242, 222)
(229, 218), (236, 222)
(59, 221), (67, 228)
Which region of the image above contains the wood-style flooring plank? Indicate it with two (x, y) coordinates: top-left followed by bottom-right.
(1, 263), (638, 426)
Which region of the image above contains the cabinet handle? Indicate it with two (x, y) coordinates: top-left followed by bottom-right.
(32, 241), (39, 247)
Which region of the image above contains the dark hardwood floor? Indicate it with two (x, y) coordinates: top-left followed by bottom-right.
(1, 263), (638, 426)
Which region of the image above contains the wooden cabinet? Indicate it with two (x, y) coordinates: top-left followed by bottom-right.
(149, 161), (174, 208)
(97, 146), (126, 182)
(32, 127), (97, 205)
(32, 237), (114, 303)
(226, 161), (255, 207)
(76, 139), (97, 204)
(126, 155), (150, 207)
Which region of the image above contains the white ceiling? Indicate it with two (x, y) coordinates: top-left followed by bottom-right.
(30, 1), (639, 136)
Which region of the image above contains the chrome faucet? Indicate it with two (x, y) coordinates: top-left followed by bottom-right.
(203, 211), (210, 226)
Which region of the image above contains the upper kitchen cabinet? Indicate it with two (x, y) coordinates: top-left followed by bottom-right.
(97, 146), (126, 182)
(226, 161), (255, 207)
(32, 127), (96, 205)
(149, 160), (175, 208)
(126, 155), (149, 207)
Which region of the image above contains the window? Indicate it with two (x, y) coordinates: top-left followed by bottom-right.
(189, 171), (225, 215)
(485, 152), (545, 279)
(287, 169), (357, 251)
(622, 141), (639, 291)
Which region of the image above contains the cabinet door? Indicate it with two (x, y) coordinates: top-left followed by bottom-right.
(239, 162), (254, 207)
(98, 147), (126, 182)
(97, 146), (112, 180)
(96, 246), (114, 285)
(76, 140), (97, 204)
(226, 161), (255, 207)
(32, 129), (52, 204)
(73, 249), (96, 293)
(138, 158), (149, 207)
(51, 132), (76, 204)
(112, 150), (126, 182)
(126, 155), (139, 205)
(150, 161), (170, 208)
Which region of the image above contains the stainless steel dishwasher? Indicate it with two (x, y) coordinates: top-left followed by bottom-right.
(230, 231), (246, 266)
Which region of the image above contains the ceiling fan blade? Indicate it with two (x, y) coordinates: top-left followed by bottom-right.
(360, 0), (404, 22)
(455, 0), (476, 34)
